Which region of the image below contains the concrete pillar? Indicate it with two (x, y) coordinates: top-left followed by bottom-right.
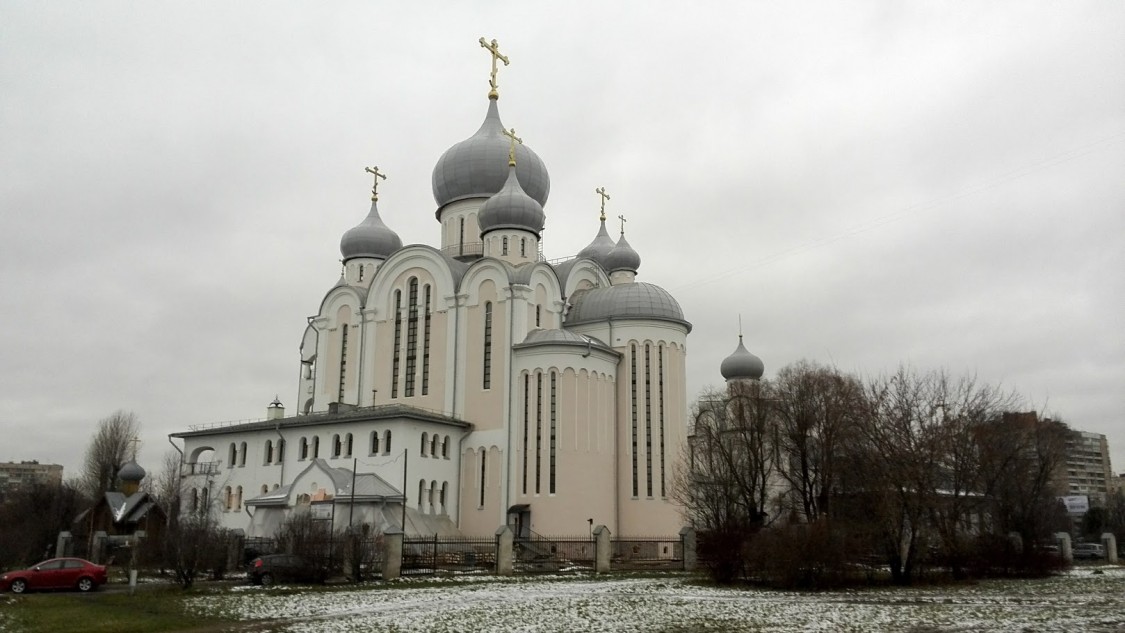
(1007, 531), (1023, 554)
(593, 525), (611, 573)
(1102, 533), (1118, 564)
(679, 526), (697, 572)
(91, 531), (109, 565)
(382, 530), (403, 580)
(495, 525), (514, 576)
(1055, 532), (1072, 563)
(55, 531), (73, 558)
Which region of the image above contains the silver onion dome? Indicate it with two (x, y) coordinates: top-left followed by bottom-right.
(603, 233), (641, 273)
(577, 218), (615, 267)
(118, 460), (146, 483)
(477, 164), (546, 235)
(340, 200), (403, 262)
(720, 336), (765, 381)
(431, 99), (550, 212)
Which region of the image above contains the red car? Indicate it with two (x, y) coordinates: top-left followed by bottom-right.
(0, 558), (108, 593)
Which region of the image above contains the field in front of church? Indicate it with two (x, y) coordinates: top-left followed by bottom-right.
(182, 567), (1125, 633)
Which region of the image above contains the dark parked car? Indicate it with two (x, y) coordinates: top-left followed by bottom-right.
(0, 558), (108, 593)
(247, 554), (320, 586)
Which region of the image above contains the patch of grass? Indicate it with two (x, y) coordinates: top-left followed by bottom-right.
(0, 587), (241, 633)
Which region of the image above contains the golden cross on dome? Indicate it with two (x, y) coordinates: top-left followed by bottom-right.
(364, 165), (386, 201)
(595, 187), (611, 222)
(128, 436), (141, 460)
(479, 37), (510, 99)
(502, 127), (522, 166)
(618, 214), (627, 235)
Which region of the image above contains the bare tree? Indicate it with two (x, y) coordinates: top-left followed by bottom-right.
(80, 410), (140, 498)
(673, 382), (777, 582)
(771, 361), (863, 523)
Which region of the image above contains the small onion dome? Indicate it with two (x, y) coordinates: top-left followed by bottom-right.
(720, 335), (765, 381)
(340, 199), (403, 262)
(602, 233), (641, 273)
(577, 218), (615, 267)
(118, 460), (146, 483)
(431, 99), (550, 211)
(477, 164), (546, 236)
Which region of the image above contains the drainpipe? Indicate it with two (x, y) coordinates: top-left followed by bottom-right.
(504, 283), (517, 529)
(609, 316), (620, 535)
(451, 294), (460, 417)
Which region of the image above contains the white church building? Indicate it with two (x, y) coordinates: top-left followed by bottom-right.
(171, 41), (693, 539)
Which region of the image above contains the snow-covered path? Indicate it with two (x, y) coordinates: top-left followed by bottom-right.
(186, 568), (1125, 632)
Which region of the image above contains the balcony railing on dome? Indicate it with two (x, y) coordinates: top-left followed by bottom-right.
(441, 242), (484, 260)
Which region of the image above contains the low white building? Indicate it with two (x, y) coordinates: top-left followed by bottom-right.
(170, 42), (692, 539)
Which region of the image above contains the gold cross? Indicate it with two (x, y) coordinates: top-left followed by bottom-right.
(502, 127), (522, 166)
(595, 187), (611, 222)
(479, 37), (510, 99)
(364, 166), (386, 201)
(128, 436), (141, 461)
(618, 214), (627, 235)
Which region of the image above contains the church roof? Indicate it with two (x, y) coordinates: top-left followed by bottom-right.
(245, 458), (404, 507)
(431, 98), (550, 211)
(720, 336), (764, 381)
(340, 199), (403, 261)
(174, 403), (471, 438)
(566, 282), (691, 330)
(576, 219), (615, 268)
(477, 165), (546, 235)
(515, 328), (617, 355)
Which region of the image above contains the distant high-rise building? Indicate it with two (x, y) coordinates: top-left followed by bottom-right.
(1062, 431), (1114, 505)
(0, 460), (63, 500)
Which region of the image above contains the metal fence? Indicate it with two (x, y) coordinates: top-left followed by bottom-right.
(611, 536), (683, 571)
(401, 535), (497, 576)
(515, 534), (596, 573)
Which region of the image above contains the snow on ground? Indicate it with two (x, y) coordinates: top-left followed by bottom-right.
(185, 567), (1125, 632)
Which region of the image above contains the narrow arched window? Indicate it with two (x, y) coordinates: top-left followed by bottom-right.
(191, 489), (199, 512)
(430, 434), (438, 457)
(239, 442), (247, 467)
(418, 479), (425, 507)
(384, 430), (392, 454)
(405, 278), (419, 397)
(421, 432), (429, 457)
(224, 486), (232, 511)
(312, 436), (320, 459)
(392, 289), (402, 398)
(422, 285), (432, 395)
(332, 434), (342, 458)
(479, 450), (487, 507)
(228, 443), (237, 468)
(370, 430), (380, 454)
(277, 439), (285, 461)
(235, 486), (243, 511)
(299, 437), (309, 460)
(260, 484), (268, 495)
(338, 324), (349, 402)
(483, 302), (493, 389)
(442, 436), (450, 459)
(521, 237), (526, 257)
(345, 433), (353, 457)
(264, 440), (273, 464)
(502, 236), (509, 255)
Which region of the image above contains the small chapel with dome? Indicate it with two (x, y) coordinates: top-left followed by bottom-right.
(172, 40), (702, 539)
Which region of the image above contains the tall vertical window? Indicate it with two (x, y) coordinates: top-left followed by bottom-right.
(482, 302), (493, 389)
(535, 372), (543, 495)
(549, 371), (557, 494)
(630, 344), (639, 497)
(645, 344), (653, 497)
(370, 431), (380, 454)
(391, 290), (402, 398)
(239, 442), (247, 467)
(535, 305), (541, 328)
(312, 436), (320, 459)
(522, 373), (529, 495)
(345, 433), (353, 457)
(659, 345), (667, 498)
(422, 285), (432, 395)
(521, 238), (527, 257)
(265, 440), (273, 464)
(405, 278), (419, 397)
(338, 324), (349, 402)
(277, 439), (284, 461)
(502, 236), (509, 255)
(458, 217), (465, 255)
(479, 450), (487, 507)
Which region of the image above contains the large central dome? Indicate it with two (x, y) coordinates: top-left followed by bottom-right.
(431, 99), (550, 212)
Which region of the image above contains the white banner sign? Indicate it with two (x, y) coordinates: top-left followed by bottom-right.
(1059, 495), (1089, 514)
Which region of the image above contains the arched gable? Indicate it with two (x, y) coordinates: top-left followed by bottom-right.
(316, 283), (365, 321)
(460, 259), (513, 308)
(368, 246), (458, 314)
(558, 259), (609, 298)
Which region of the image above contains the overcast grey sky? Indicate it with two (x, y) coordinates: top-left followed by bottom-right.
(2, 2), (1122, 479)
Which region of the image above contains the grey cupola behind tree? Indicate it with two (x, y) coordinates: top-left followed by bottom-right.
(720, 335), (765, 381)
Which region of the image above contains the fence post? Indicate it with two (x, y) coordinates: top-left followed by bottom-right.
(679, 526), (697, 572)
(593, 525), (611, 573)
(382, 529), (403, 580)
(55, 531), (73, 558)
(91, 531), (108, 564)
(495, 525), (514, 576)
(1102, 533), (1118, 564)
(1054, 532), (1072, 563)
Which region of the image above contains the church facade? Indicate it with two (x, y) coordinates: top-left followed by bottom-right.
(172, 41), (692, 539)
